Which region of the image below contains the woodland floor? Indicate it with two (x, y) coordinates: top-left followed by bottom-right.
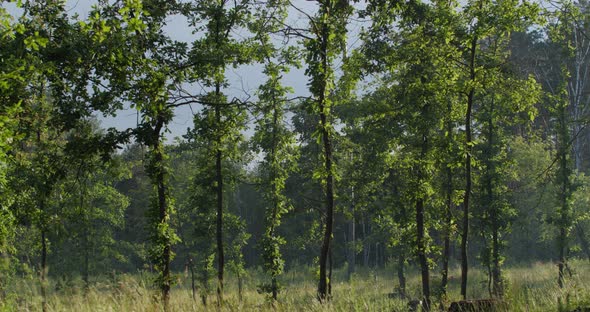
(2, 260), (590, 311)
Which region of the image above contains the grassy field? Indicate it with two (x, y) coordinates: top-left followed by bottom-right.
(2, 260), (589, 311)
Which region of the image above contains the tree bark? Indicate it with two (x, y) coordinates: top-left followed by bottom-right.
(347, 181), (356, 280)
(189, 258), (197, 302)
(441, 186), (452, 296)
(461, 32), (478, 300)
(441, 100), (454, 297)
(557, 101), (569, 289)
(397, 254), (406, 299)
(492, 228), (502, 297)
(417, 197), (430, 310)
(317, 106), (335, 301)
(153, 123), (171, 310)
(215, 84), (225, 305)
(41, 228), (48, 312)
(317, 0), (335, 301)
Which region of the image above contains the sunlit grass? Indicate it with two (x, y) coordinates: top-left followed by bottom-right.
(1, 259), (589, 311)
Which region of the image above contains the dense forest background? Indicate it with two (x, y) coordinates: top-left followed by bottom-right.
(1, 0), (590, 311)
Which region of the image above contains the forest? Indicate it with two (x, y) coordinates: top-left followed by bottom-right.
(1, 0), (590, 311)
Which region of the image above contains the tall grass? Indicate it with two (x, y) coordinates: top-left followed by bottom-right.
(1, 260), (588, 311)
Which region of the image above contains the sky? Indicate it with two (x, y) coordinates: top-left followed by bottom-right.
(4, 0), (368, 140)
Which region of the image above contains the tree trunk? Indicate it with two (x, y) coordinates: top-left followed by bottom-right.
(189, 258), (197, 302)
(362, 218), (370, 267)
(441, 168), (452, 296)
(557, 101), (569, 289)
(317, 3), (335, 300)
(441, 99), (454, 297)
(415, 132), (431, 310)
(486, 101), (502, 298)
(154, 133), (171, 310)
(41, 228), (48, 312)
(461, 32), (478, 300)
(397, 253), (406, 299)
(84, 232), (89, 292)
(347, 184), (356, 280)
(215, 85), (225, 305)
(416, 197), (430, 310)
(271, 276), (278, 301)
(317, 112), (334, 301)
(237, 269), (243, 302)
(328, 244), (333, 296)
(492, 228), (502, 297)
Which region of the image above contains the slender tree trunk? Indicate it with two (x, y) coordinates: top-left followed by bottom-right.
(417, 198), (430, 310)
(215, 85), (225, 304)
(189, 258), (197, 302)
(154, 129), (171, 309)
(415, 133), (430, 310)
(485, 102), (503, 298)
(461, 32), (478, 300)
(317, 3), (335, 300)
(271, 276), (278, 301)
(397, 253), (406, 299)
(237, 269), (243, 302)
(441, 99), (454, 297)
(362, 218), (370, 267)
(328, 244), (333, 296)
(81, 190), (90, 293)
(317, 110), (334, 300)
(84, 231), (89, 292)
(558, 227), (567, 288)
(441, 167), (452, 296)
(347, 182), (356, 280)
(492, 227), (502, 297)
(41, 228), (48, 312)
(557, 102), (569, 289)
(216, 149), (224, 301)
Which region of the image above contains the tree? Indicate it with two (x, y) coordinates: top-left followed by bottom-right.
(181, 0), (253, 303)
(51, 122), (130, 289)
(362, 0), (462, 307)
(454, 0), (540, 297)
(250, 0), (300, 300)
(473, 74), (539, 297)
(302, 0), (352, 300)
(543, 0), (590, 288)
(83, 1), (185, 307)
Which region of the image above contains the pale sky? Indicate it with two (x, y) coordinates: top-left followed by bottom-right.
(4, 1), (367, 140)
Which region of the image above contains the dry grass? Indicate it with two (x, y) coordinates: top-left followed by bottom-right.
(1, 260), (589, 311)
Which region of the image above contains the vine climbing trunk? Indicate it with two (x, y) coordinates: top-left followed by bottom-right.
(441, 164), (452, 296)
(41, 227), (47, 312)
(416, 135), (430, 311)
(397, 254), (406, 298)
(556, 98), (570, 289)
(317, 0), (335, 302)
(441, 99), (453, 296)
(215, 85), (225, 304)
(484, 101), (503, 298)
(318, 103), (335, 301)
(492, 225), (501, 296)
(153, 118), (171, 310)
(461, 32), (478, 300)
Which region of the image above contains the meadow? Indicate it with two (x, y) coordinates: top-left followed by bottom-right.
(2, 260), (589, 311)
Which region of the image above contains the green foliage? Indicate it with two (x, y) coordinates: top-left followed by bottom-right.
(249, 0), (300, 299)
